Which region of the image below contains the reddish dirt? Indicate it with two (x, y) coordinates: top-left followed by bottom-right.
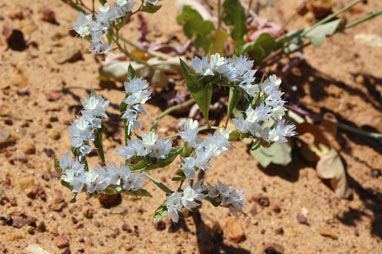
(0, 0), (381, 253)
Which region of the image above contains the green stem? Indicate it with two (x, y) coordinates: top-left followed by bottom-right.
(151, 99), (195, 132)
(146, 173), (173, 194)
(113, 37), (152, 68)
(117, 34), (161, 59)
(344, 10), (382, 29)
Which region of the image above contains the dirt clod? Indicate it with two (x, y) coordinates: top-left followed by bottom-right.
(222, 217), (246, 244)
(55, 235), (69, 249)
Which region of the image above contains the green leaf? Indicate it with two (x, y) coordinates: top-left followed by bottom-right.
(222, 0), (247, 48)
(241, 33), (276, 62)
(141, 3), (162, 13)
(54, 158), (61, 174)
(209, 30), (229, 54)
(154, 201), (168, 223)
(172, 174), (186, 182)
(250, 142), (292, 168)
(98, 0), (107, 4)
(228, 130), (240, 141)
(225, 86), (242, 127)
(60, 179), (73, 191)
(93, 125), (105, 165)
(177, 6), (215, 53)
(157, 147), (182, 168)
(60, 0), (87, 14)
(180, 59), (212, 123)
(131, 160), (152, 172)
(306, 19), (342, 47)
(147, 174), (172, 194)
(127, 189), (153, 197)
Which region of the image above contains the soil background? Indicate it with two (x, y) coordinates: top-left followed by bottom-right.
(0, 0), (381, 253)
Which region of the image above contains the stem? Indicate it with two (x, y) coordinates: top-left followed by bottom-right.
(113, 37), (152, 68)
(151, 99), (195, 132)
(117, 34), (161, 58)
(344, 10), (382, 29)
(92, 0), (95, 12)
(146, 173), (173, 194)
(286, 104), (382, 141)
(217, 0), (222, 30)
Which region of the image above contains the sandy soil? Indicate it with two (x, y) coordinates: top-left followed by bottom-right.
(0, 0), (381, 253)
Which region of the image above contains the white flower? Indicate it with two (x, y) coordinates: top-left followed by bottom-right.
(124, 77), (149, 94)
(99, 3), (110, 12)
(73, 12), (92, 37)
(181, 182), (205, 210)
(267, 120), (296, 143)
(142, 131), (158, 147)
(167, 191), (182, 223)
(85, 170), (99, 193)
(207, 183), (220, 198)
(124, 90), (151, 105)
(191, 57), (214, 76)
(179, 118), (199, 147)
(181, 157), (197, 179)
(90, 40), (112, 55)
(68, 117), (93, 147)
(151, 138), (172, 159)
(81, 95), (109, 118)
(60, 152), (72, 172)
(144, 0), (159, 5)
(124, 172), (146, 191)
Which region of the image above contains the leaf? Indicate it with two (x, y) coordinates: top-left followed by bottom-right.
(147, 174), (172, 194)
(306, 19), (342, 47)
(93, 125), (105, 165)
(54, 158), (61, 174)
(141, 3), (162, 13)
(154, 201), (168, 223)
(98, 0), (107, 4)
(228, 130), (240, 141)
(250, 142), (292, 168)
(226, 86), (242, 127)
(241, 33), (276, 62)
(176, 6), (215, 53)
(157, 147), (182, 168)
(316, 148), (352, 198)
(130, 160), (152, 172)
(222, 0), (247, 48)
(180, 59), (212, 123)
(127, 189), (153, 197)
(60, 179), (73, 190)
(209, 30), (229, 54)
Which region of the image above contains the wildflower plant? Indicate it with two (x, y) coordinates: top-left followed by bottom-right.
(55, 0), (301, 224)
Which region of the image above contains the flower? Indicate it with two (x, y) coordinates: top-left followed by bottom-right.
(179, 118), (199, 147)
(181, 182), (205, 210)
(73, 12), (92, 37)
(166, 191), (182, 223)
(81, 95), (109, 118)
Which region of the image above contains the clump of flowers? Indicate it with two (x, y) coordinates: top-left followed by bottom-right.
(55, 53), (295, 223)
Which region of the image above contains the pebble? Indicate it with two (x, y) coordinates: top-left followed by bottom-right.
(122, 223), (132, 233)
(20, 141), (36, 155)
(297, 213), (309, 226)
(0, 129), (17, 148)
(154, 220), (166, 231)
(250, 205), (257, 216)
(50, 198), (67, 212)
(12, 217), (27, 228)
(20, 21), (38, 36)
(52, 47), (82, 64)
(25, 244), (51, 254)
(307, 0), (333, 18)
(17, 153), (28, 163)
(39, 7), (56, 23)
(83, 208), (94, 219)
(271, 204), (281, 213)
(2, 26), (27, 51)
(55, 235), (69, 249)
(275, 227), (284, 235)
(252, 194), (270, 207)
(11, 70), (28, 88)
(318, 227), (338, 240)
(222, 217), (246, 244)
(45, 90), (63, 102)
(43, 148), (55, 158)
(49, 129), (61, 140)
(371, 169), (381, 178)
(263, 243), (285, 254)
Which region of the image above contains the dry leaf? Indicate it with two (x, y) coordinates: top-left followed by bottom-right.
(316, 148), (352, 198)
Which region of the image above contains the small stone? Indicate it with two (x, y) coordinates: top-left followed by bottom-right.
(371, 169), (381, 178)
(271, 204), (281, 213)
(122, 223), (132, 233)
(275, 227), (284, 235)
(43, 148), (55, 158)
(25, 244), (51, 254)
(222, 217), (246, 244)
(50, 198), (67, 212)
(20, 141), (36, 155)
(250, 205), (257, 216)
(264, 243), (284, 254)
(12, 217), (27, 228)
(0, 129), (17, 148)
(297, 213), (309, 225)
(307, 0), (333, 18)
(61, 248), (71, 254)
(52, 47), (82, 64)
(16, 177), (35, 192)
(318, 227), (338, 240)
(39, 7), (56, 23)
(17, 153), (28, 163)
(49, 129), (61, 140)
(154, 220), (166, 231)
(37, 221), (47, 232)
(252, 194), (270, 207)
(2, 26), (27, 51)
(98, 193), (121, 208)
(55, 235), (69, 249)
(83, 208), (94, 219)
(21, 21), (38, 36)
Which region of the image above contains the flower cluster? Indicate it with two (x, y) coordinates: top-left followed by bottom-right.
(191, 54), (296, 144)
(73, 0), (136, 54)
(207, 181), (244, 215)
(60, 152), (146, 193)
(121, 77), (151, 135)
(68, 95), (109, 159)
(117, 131), (172, 160)
(179, 119), (231, 179)
(166, 180), (244, 222)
